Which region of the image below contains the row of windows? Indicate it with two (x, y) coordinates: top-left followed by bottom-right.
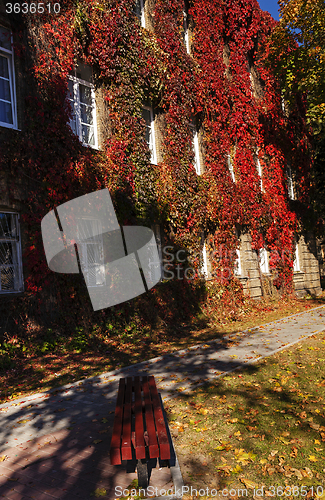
(1, 22), (295, 194)
(0, 207), (302, 294)
(227, 152), (295, 199)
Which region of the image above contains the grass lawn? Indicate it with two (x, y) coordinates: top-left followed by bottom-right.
(0, 294), (324, 405)
(165, 330), (325, 499)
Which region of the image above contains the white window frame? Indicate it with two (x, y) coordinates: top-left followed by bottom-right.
(183, 10), (190, 54)
(293, 242), (300, 272)
(134, 0), (145, 27)
(234, 248), (241, 275)
(255, 149), (263, 191)
(190, 123), (201, 175)
(76, 217), (105, 288)
(0, 27), (18, 130)
(142, 105), (157, 165)
(249, 71), (254, 96)
(259, 247), (269, 274)
(68, 68), (98, 149)
(227, 154), (236, 182)
(0, 211), (23, 293)
(287, 166), (294, 200)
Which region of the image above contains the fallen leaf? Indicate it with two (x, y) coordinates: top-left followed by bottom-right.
(0, 456), (8, 462)
(93, 440), (102, 444)
(302, 467), (313, 479)
(240, 478), (258, 489)
(101, 418), (108, 423)
(308, 455), (318, 462)
(291, 468), (303, 480)
(199, 408), (208, 415)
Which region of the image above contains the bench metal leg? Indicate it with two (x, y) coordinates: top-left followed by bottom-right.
(136, 459), (148, 489)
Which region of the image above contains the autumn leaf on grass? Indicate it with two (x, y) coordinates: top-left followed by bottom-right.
(240, 478), (258, 489)
(91, 488), (107, 497)
(290, 447), (298, 458)
(199, 408), (208, 415)
(279, 436), (290, 445)
(235, 449), (256, 465)
(308, 455), (318, 462)
(291, 468), (303, 480)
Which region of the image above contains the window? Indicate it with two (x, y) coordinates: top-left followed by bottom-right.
(142, 106), (157, 164)
(0, 26), (17, 129)
(293, 243), (300, 272)
(234, 249), (241, 275)
(134, 0), (145, 27)
(68, 63), (98, 148)
(255, 150), (263, 191)
(227, 154), (235, 182)
(287, 166), (294, 200)
(183, 9), (190, 54)
(259, 248), (269, 274)
(190, 122), (201, 175)
(77, 218), (105, 288)
(0, 212), (23, 293)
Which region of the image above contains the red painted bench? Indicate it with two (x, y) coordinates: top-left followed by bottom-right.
(110, 375), (171, 487)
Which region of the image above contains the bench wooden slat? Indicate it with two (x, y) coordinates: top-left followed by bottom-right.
(134, 376), (146, 459)
(142, 376), (159, 458)
(121, 376), (133, 460)
(110, 378), (125, 465)
(148, 375), (171, 460)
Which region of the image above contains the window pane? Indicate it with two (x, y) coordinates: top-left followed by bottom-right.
(0, 55), (9, 79)
(0, 99), (13, 124)
(0, 27), (11, 51)
(82, 124), (95, 145)
(67, 79), (74, 99)
(0, 241), (14, 266)
(142, 108), (151, 126)
(79, 84), (92, 105)
(134, 0), (142, 20)
(0, 77), (11, 101)
(0, 213), (16, 239)
(0, 266), (15, 291)
(80, 103), (93, 126)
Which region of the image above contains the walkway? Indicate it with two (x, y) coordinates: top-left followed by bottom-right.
(0, 305), (324, 499)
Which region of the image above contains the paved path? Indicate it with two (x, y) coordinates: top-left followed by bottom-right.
(0, 305), (324, 499)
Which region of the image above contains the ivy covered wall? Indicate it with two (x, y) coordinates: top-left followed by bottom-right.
(0, 0), (319, 336)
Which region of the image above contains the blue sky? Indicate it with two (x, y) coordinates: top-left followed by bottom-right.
(257, 0), (280, 20)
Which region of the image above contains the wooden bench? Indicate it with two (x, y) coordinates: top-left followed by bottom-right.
(110, 375), (171, 487)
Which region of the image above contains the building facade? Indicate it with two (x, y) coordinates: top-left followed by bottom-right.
(0, 0), (321, 314)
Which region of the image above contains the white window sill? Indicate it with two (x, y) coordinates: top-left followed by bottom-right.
(0, 122), (19, 130)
